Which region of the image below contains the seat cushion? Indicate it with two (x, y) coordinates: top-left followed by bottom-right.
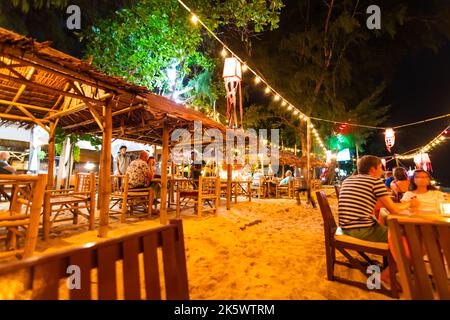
(335, 234), (389, 250)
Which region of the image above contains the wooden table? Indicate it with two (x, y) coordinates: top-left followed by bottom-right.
(220, 180), (252, 203)
(388, 210), (450, 224)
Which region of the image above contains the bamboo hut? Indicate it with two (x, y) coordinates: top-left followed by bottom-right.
(0, 28), (231, 237)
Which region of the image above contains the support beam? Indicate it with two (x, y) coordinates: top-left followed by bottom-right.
(306, 117), (312, 205)
(0, 98), (53, 112)
(98, 101), (113, 238)
(0, 72), (102, 105)
(43, 121), (56, 241)
(226, 163), (232, 210)
(4, 66), (36, 113)
(159, 121), (170, 225)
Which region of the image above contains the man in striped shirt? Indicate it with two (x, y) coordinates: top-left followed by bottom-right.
(338, 155), (415, 243)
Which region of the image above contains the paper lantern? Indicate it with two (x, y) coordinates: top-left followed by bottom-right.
(384, 128), (395, 153)
(223, 57), (243, 128)
(414, 153), (432, 171)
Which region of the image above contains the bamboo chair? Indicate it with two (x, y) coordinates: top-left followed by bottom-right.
(44, 172), (96, 240)
(316, 190), (399, 298)
(0, 219), (189, 300)
(388, 217), (450, 300)
(176, 176), (220, 217)
(275, 180), (292, 199)
(110, 175), (154, 223)
(0, 174), (46, 260)
(250, 177), (266, 199)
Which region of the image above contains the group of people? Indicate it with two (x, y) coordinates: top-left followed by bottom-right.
(338, 155), (446, 243)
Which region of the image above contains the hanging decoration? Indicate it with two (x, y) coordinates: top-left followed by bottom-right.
(413, 153), (432, 172)
(223, 57), (243, 129)
(384, 128), (395, 152)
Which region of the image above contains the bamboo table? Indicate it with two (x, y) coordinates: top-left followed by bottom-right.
(388, 210), (450, 224)
(220, 180), (252, 203)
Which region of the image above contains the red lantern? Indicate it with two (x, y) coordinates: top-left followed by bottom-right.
(223, 57), (243, 128)
(384, 128), (395, 153)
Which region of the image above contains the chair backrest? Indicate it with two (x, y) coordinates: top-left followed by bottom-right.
(293, 177), (307, 189)
(199, 176), (220, 196)
(334, 185), (341, 199)
(316, 191), (338, 245)
(388, 218), (450, 300)
(75, 172), (95, 193)
(0, 174), (47, 259)
(0, 219), (189, 300)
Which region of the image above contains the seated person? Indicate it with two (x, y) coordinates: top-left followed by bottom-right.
(147, 156), (161, 204)
(390, 167), (410, 200)
(252, 169), (265, 186)
(126, 151), (150, 189)
(0, 151), (16, 175)
(338, 155), (416, 243)
(279, 170), (292, 185)
(401, 169), (446, 212)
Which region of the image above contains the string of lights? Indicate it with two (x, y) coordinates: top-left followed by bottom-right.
(397, 124), (449, 160)
(177, 0), (327, 154)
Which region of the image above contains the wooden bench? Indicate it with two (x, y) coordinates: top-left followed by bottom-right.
(0, 219), (189, 300)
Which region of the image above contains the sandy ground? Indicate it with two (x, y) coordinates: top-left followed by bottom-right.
(0, 190), (391, 300)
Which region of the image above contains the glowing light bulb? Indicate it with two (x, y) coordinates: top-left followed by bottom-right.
(242, 64), (248, 72)
(274, 95), (280, 101)
(281, 101), (287, 107)
(265, 87), (271, 94)
(221, 48), (227, 57)
(254, 76), (261, 84)
(287, 105), (293, 111)
(191, 14), (198, 24)
(293, 110), (299, 115)
(440, 136), (445, 141)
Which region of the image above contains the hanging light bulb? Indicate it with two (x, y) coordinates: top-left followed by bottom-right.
(293, 110), (299, 115)
(274, 95), (280, 101)
(287, 105), (293, 111)
(254, 76), (261, 84)
(221, 48), (228, 57)
(281, 101), (287, 107)
(241, 64), (248, 72)
(265, 87), (271, 94)
(191, 14), (199, 24)
(439, 136), (445, 141)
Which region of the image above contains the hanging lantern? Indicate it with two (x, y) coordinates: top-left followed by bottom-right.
(414, 153), (432, 172)
(384, 128), (395, 153)
(223, 57), (243, 129)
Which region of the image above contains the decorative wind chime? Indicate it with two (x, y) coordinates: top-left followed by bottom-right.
(384, 128), (395, 153)
(223, 57), (243, 129)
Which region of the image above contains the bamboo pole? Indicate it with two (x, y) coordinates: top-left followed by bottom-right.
(226, 163), (232, 210)
(98, 101), (112, 238)
(306, 117), (312, 205)
(43, 121), (56, 240)
(159, 121), (169, 225)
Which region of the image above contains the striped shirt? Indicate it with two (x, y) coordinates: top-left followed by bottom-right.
(338, 174), (390, 229)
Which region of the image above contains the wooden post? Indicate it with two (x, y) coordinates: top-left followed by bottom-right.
(159, 121), (169, 224)
(226, 163), (232, 210)
(306, 117), (312, 205)
(98, 102), (112, 238)
(43, 121), (56, 241)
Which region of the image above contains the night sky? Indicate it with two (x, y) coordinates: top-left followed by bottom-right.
(369, 43), (450, 186)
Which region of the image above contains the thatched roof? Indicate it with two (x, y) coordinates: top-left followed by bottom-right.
(0, 28), (226, 146)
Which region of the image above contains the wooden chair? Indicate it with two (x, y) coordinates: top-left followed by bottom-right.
(176, 176), (220, 217)
(110, 175), (154, 223)
(0, 219), (189, 300)
(334, 185), (341, 199)
(275, 180), (292, 199)
(44, 172), (96, 240)
(250, 177), (265, 199)
(388, 217), (450, 300)
(293, 177), (307, 201)
(316, 190), (398, 298)
(0, 174), (46, 260)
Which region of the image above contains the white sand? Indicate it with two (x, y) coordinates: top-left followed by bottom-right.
(0, 193), (391, 300)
